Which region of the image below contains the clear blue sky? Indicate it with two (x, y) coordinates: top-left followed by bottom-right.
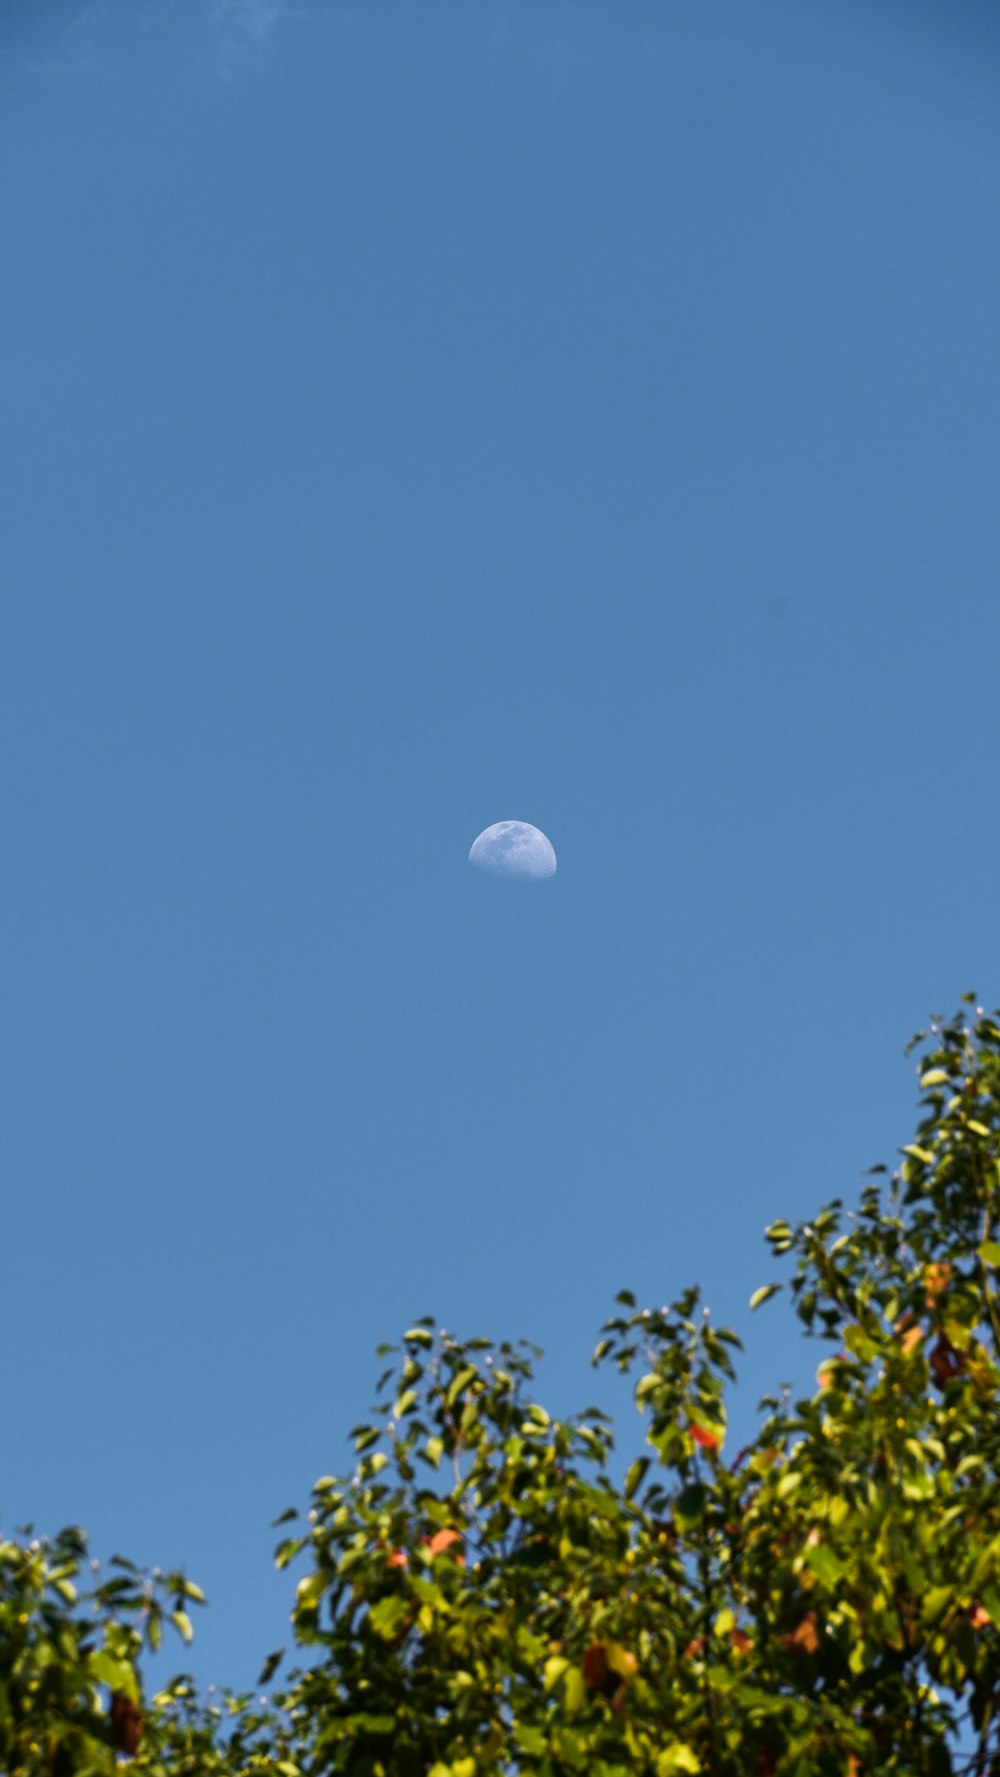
(3, 0), (1000, 1694)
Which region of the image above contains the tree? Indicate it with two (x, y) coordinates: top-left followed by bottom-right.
(4, 998), (1000, 1775)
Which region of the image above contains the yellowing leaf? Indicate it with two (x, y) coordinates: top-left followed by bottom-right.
(606, 1640), (639, 1681)
(543, 1655), (569, 1691)
(563, 1667), (587, 1713)
(295, 1573), (325, 1612)
(656, 1745), (701, 1774)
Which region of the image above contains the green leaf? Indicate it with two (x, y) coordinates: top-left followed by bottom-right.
(902, 1469), (934, 1501)
(776, 1470), (803, 1499)
(978, 1240), (1000, 1268)
(624, 1456), (650, 1500)
(258, 1649), (285, 1686)
(674, 1483), (706, 1528)
(635, 1371), (659, 1407)
(89, 1650), (134, 1694)
(843, 1323), (878, 1362)
(515, 1723), (546, 1758)
(404, 1327), (434, 1347)
(369, 1595), (410, 1640)
(446, 1365), (477, 1407)
(919, 1069), (950, 1088)
(803, 1542), (843, 1586)
(921, 1585), (954, 1625)
(171, 1609), (194, 1644)
(393, 1388), (418, 1418)
(275, 1536), (305, 1570)
(749, 1282), (781, 1310)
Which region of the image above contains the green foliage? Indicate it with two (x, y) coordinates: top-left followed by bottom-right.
(6, 998), (1000, 1774)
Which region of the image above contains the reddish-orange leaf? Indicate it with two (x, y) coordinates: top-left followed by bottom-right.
(581, 1643), (610, 1690)
(425, 1527), (463, 1558)
(930, 1336), (963, 1387)
(690, 1423), (719, 1451)
(110, 1695), (143, 1757)
(781, 1613), (819, 1657)
(925, 1262), (952, 1307)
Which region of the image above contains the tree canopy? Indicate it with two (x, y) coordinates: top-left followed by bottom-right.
(5, 998), (1000, 1776)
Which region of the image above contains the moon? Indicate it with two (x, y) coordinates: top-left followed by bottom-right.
(469, 820), (557, 881)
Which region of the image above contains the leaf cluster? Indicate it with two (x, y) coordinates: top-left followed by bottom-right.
(6, 1000), (1000, 1775)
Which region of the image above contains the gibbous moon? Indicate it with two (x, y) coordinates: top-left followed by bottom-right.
(469, 820), (557, 881)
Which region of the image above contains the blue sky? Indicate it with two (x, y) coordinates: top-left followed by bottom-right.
(3, 0), (1000, 1693)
